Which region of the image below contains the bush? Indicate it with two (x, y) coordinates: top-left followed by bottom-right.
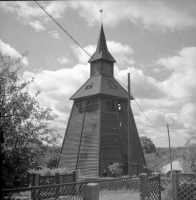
(108, 163), (122, 177)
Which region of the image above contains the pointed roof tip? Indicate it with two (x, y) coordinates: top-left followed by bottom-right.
(88, 24), (116, 63)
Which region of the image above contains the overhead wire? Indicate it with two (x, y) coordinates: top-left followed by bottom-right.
(115, 78), (165, 133)
(34, 1), (195, 70)
(134, 99), (164, 133)
(34, 1), (92, 57)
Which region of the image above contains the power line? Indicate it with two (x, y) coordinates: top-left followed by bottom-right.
(34, 1), (92, 58)
(134, 99), (164, 133)
(35, 1), (195, 70)
(115, 78), (165, 133)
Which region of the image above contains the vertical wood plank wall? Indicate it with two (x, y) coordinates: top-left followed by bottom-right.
(99, 96), (123, 174)
(99, 96), (147, 175)
(58, 96), (147, 176)
(58, 98), (99, 176)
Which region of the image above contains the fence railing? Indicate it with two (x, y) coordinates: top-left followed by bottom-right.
(2, 177), (140, 200)
(2, 181), (87, 200)
(29, 171), (77, 187)
(148, 175), (161, 200)
(173, 173), (196, 200)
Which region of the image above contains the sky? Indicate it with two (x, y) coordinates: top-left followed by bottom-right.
(0, 0), (196, 148)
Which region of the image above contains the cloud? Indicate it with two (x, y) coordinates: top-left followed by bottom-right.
(157, 47), (196, 71)
(44, 1), (67, 19)
(179, 103), (196, 130)
(132, 46), (196, 146)
(115, 66), (167, 99)
(23, 64), (90, 134)
(49, 30), (60, 39)
(108, 41), (135, 68)
(1, 1), (195, 33)
(69, 0), (196, 31)
(71, 44), (95, 64)
(28, 21), (46, 32)
(0, 2), (43, 21)
(56, 56), (71, 64)
(159, 47), (196, 100)
(0, 1), (67, 32)
(0, 39), (28, 66)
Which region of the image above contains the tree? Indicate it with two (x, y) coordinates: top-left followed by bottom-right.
(179, 130), (196, 173)
(140, 136), (156, 154)
(144, 153), (165, 173)
(0, 54), (62, 188)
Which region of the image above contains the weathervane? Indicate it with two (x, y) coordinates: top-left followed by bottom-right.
(100, 9), (103, 25)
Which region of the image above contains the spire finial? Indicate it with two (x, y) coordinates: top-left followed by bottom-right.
(100, 9), (103, 25)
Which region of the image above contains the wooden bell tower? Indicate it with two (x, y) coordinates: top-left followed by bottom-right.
(58, 25), (147, 176)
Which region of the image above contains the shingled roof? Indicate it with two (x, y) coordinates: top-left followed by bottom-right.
(88, 25), (116, 63)
(70, 75), (134, 100)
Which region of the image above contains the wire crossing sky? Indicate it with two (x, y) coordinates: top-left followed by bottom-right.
(34, 1), (92, 58)
(0, 0), (196, 147)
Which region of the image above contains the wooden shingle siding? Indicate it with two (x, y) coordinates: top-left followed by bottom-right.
(99, 97), (147, 175)
(77, 110), (99, 176)
(58, 102), (83, 169)
(99, 104), (123, 173)
(59, 98), (100, 177)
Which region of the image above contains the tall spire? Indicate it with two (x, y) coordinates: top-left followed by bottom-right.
(88, 25), (116, 63)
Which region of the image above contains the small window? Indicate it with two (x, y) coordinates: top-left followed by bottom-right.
(85, 83), (93, 90)
(79, 99), (92, 112)
(85, 99), (92, 111)
(110, 85), (117, 89)
(79, 101), (85, 112)
(118, 102), (123, 111)
(109, 100), (123, 111)
(109, 100), (117, 110)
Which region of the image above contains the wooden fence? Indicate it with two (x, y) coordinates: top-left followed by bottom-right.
(29, 170), (79, 200)
(139, 173), (161, 200)
(172, 172), (196, 200)
(2, 173), (164, 200)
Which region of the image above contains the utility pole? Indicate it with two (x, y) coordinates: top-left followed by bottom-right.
(167, 123), (173, 172)
(128, 73), (132, 177)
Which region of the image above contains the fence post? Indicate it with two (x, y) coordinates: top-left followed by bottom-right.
(55, 173), (60, 199)
(158, 174), (161, 200)
(172, 172), (177, 200)
(73, 170), (80, 194)
(84, 183), (99, 200)
(29, 173), (34, 187)
(139, 173), (149, 200)
(73, 170), (80, 182)
(31, 173), (40, 200)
